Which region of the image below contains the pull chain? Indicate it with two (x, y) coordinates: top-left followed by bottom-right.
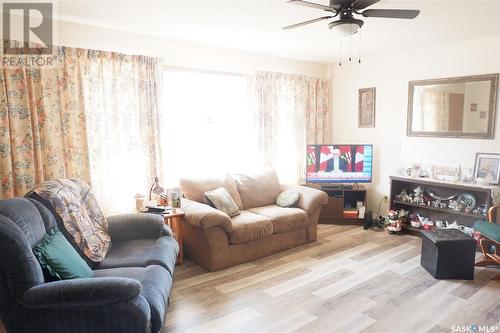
(358, 28), (362, 64)
(349, 25), (352, 61)
(339, 37), (342, 66)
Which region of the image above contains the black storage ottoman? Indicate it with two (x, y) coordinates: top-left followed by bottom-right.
(420, 229), (476, 280)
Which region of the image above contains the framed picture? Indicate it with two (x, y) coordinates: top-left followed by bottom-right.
(358, 87), (376, 128)
(470, 103), (477, 112)
(432, 164), (459, 182)
(474, 153), (500, 185)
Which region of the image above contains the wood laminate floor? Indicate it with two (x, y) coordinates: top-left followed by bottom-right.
(164, 224), (500, 333)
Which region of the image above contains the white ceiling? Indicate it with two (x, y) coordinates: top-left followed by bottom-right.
(56, 0), (500, 63)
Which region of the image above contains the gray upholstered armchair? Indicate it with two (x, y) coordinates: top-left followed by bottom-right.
(0, 197), (178, 333)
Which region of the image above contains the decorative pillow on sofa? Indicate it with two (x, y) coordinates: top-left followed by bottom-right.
(28, 179), (111, 263)
(33, 228), (93, 280)
(276, 190), (300, 208)
(204, 187), (241, 217)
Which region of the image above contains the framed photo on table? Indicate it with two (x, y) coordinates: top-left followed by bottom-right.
(474, 153), (500, 185)
(432, 164), (459, 182)
(358, 87), (376, 128)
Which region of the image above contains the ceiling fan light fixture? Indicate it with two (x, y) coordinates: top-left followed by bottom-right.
(328, 18), (364, 36)
(336, 23), (359, 36)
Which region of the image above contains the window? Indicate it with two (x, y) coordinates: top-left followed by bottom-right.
(160, 69), (258, 186)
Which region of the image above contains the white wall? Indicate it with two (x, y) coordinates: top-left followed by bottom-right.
(55, 20), (328, 78)
(329, 35), (500, 214)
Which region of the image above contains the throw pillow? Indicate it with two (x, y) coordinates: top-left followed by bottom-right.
(33, 228), (93, 280)
(204, 187), (241, 217)
(276, 190), (300, 208)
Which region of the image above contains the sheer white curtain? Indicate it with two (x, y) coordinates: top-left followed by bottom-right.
(251, 72), (330, 184)
(82, 52), (162, 215)
(159, 69), (258, 187)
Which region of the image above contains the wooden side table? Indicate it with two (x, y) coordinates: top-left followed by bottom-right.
(163, 210), (185, 265)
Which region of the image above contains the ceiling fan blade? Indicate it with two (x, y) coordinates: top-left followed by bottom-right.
(282, 16), (333, 30)
(287, 0), (334, 11)
(330, 0), (353, 7)
(353, 0), (380, 10)
(362, 9), (420, 19)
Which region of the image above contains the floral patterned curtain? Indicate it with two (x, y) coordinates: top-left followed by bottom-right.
(0, 43), (162, 215)
(0, 45), (91, 198)
(252, 71), (330, 184)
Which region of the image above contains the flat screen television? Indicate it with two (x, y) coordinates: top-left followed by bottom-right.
(306, 144), (373, 183)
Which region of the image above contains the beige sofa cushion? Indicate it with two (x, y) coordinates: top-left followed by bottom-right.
(229, 211), (273, 244)
(233, 169), (282, 209)
(248, 205), (308, 234)
(180, 173), (243, 209)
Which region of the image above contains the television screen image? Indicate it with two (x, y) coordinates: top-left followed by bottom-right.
(306, 144), (373, 183)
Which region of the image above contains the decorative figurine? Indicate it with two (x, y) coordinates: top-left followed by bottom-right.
(448, 200), (459, 211)
(396, 189), (412, 202)
(412, 186), (425, 205)
(411, 220), (421, 228)
(387, 209), (403, 234)
(460, 167), (474, 183)
(416, 214), (434, 230)
(435, 220), (447, 229)
(472, 204), (487, 216)
(398, 209), (410, 223)
(419, 169), (431, 178)
(432, 198), (442, 208)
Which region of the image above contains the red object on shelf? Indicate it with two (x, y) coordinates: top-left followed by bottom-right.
(343, 210), (359, 218)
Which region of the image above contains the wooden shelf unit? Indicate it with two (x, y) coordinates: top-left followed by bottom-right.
(389, 176), (491, 236)
(307, 184), (367, 225)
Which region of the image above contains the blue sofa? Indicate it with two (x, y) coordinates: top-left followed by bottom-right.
(0, 198), (179, 333)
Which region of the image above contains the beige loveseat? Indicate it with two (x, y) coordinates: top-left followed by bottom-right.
(179, 169), (328, 271)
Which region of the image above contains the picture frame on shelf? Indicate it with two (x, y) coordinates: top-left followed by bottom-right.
(432, 164), (459, 182)
(474, 152), (500, 185)
(358, 87), (376, 128)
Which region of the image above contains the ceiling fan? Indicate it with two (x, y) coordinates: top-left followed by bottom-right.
(283, 0), (420, 36)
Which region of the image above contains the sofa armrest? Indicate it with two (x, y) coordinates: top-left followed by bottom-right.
(282, 185), (328, 216)
(181, 198), (232, 233)
(107, 213), (163, 241)
(22, 277), (141, 309)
